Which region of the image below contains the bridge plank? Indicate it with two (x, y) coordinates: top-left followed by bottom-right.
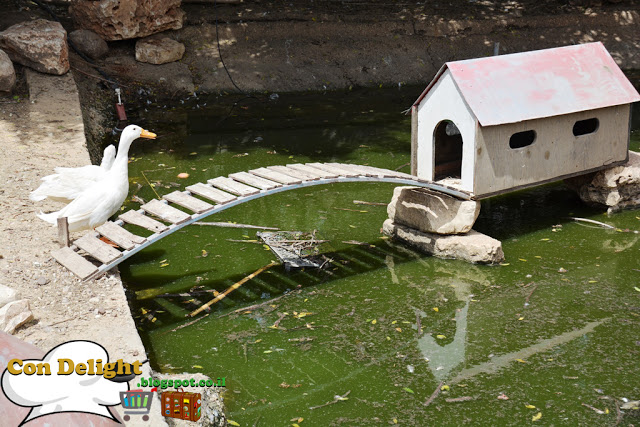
(96, 221), (146, 250)
(329, 163), (379, 177)
(249, 167), (302, 185)
(141, 199), (192, 224)
(229, 171), (281, 190)
(119, 210), (169, 233)
(75, 234), (123, 264)
(209, 177), (260, 196)
(186, 183), (236, 204)
(337, 163), (394, 177)
(307, 163), (360, 177)
(52, 246), (98, 280)
(267, 165), (319, 181)
(287, 163), (339, 179)
(164, 191), (214, 214)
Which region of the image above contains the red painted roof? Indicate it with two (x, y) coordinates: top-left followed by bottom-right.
(414, 42), (640, 126)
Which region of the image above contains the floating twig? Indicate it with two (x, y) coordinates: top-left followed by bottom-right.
(570, 217), (615, 230)
(582, 403), (606, 414)
(141, 170), (161, 200)
(188, 261), (279, 317)
(194, 222), (279, 230)
(424, 381), (444, 407)
(353, 200), (387, 206)
(309, 390), (351, 410)
(165, 314), (210, 334)
(272, 312), (287, 329)
(333, 207), (367, 213)
(446, 396), (474, 403)
(524, 284), (538, 307)
(218, 292), (294, 318)
(395, 162), (410, 171)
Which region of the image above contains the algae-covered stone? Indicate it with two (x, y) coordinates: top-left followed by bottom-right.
(382, 219), (504, 264)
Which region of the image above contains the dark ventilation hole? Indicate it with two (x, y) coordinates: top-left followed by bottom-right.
(573, 118), (599, 136)
(509, 130), (536, 149)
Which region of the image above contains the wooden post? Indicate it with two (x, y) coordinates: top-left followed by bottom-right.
(410, 105), (418, 176)
(57, 217), (70, 247)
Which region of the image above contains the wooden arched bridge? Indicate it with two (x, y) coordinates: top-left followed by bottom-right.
(51, 162), (469, 280)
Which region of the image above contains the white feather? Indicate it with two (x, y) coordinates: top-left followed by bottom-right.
(30, 145), (117, 202)
(35, 125), (155, 232)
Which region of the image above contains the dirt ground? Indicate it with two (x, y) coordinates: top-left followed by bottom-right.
(0, 69), (168, 426)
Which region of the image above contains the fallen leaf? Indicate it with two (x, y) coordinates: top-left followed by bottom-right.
(525, 404), (536, 409)
(519, 258), (527, 262)
(263, 350), (272, 354)
(433, 307), (439, 312)
(228, 421), (240, 427)
(497, 393), (509, 400)
(634, 287), (640, 292)
(177, 172), (189, 179)
(515, 358), (527, 363)
(500, 263), (510, 266)
(192, 365), (203, 369)
(395, 327), (402, 332)
(441, 385), (450, 391)
(436, 334), (446, 339)
(403, 387), (414, 394)
(518, 317), (524, 321)
(532, 412), (542, 422)
(160, 263), (169, 268)
(371, 319), (377, 324)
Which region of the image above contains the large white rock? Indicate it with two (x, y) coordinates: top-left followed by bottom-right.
(0, 299), (34, 334)
(135, 37), (185, 65)
(70, 0), (185, 41)
(387, 186), (480, 235)
(566, 151), (640, 212)
(0, 19), (69, 75)
(0, 284), (17, 309)
(383, 219), (504, 264)
(0, 49), (16, 92)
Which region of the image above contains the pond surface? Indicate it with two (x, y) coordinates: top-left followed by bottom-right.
(117, 88), (640, 426)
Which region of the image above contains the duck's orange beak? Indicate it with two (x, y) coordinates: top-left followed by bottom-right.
(140, 129), (157, 139)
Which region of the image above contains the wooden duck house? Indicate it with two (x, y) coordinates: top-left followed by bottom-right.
(410, 42), (640, 199)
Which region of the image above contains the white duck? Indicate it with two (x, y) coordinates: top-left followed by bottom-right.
(30, 144), (117, 202)
(37, 125), (156, 232)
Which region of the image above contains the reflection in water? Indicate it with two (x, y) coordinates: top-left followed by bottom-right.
(417, 281), (472, 382)
(419, 299), (470, 381)
(450, 318), (608, 385)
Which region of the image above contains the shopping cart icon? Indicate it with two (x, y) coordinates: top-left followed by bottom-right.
(120, 389), (154, 421)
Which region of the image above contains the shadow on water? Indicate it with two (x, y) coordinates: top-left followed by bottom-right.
(118, 88), (640, 426)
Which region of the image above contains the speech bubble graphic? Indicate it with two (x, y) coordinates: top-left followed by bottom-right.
(1, 340), (129, 425)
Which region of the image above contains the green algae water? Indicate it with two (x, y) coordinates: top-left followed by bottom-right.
(118, 89), (640, 426)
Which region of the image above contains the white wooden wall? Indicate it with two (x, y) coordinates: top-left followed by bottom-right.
(416, 70), (477, 193)
(473, 104), (630, 197)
